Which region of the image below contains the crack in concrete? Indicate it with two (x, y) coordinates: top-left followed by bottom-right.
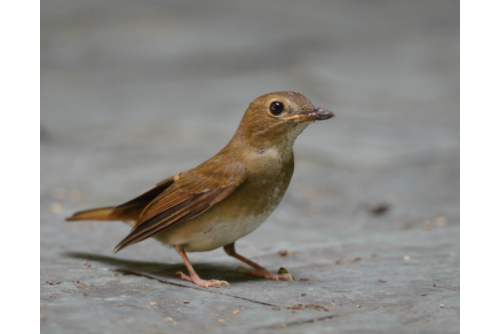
(256, 314), (339, 330)
(121, 269), (281, 308)
(255, 308), (379, 330)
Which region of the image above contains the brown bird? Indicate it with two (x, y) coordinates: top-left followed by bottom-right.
(66, 92), (333, 288)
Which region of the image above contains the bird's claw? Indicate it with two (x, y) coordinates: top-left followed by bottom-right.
(175, 271), (230, 288)
(236, 266), (293, 282)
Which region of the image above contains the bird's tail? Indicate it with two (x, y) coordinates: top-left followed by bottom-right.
(65, 175), (176, 224)
(65, 207), (116, 222)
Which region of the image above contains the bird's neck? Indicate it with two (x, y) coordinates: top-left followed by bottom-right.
(222, 135), (295, 172)
(229, 123), (307, 156)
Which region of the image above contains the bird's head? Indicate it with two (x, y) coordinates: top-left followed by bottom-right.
(232, 91), (334, 150)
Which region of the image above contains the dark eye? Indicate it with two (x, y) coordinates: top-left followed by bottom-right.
(269, 101), (284, 115)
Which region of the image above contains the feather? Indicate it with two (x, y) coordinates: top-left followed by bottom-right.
(113, 162), (246, 252)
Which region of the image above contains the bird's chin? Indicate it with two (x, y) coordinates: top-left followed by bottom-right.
(285, 108), (334, 122)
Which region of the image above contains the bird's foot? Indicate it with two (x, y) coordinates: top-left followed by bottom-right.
(236, 266), (293, 282)
(175, 271), (230, 288)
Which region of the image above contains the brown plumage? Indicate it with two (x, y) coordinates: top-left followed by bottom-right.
(66, 91), (333, 288)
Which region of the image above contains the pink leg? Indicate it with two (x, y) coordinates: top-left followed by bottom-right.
(224, 243), (293, 282)
(175, 245), (230, 288)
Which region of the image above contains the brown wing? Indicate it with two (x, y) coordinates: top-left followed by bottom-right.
(112, 176), (175, 212)
(113, 161), (246, 252)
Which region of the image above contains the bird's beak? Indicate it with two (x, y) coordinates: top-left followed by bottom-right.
(285, 107), (334, 122)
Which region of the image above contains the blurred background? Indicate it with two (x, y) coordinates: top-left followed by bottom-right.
(41, 0), (459, 331)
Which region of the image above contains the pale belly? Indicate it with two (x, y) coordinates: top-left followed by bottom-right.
(153, 204), (274, 252)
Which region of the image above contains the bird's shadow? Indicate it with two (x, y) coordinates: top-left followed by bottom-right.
(63, 251), (261, 283)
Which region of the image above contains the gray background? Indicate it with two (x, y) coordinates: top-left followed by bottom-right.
(41, 1), (459, 333)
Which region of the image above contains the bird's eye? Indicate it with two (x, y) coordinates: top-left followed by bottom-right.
(269, 101), (284, 115)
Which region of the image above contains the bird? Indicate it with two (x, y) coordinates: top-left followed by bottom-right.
(66, 91), (334, 288)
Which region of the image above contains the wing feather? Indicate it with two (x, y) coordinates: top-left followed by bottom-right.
(113, 161), (245, 252)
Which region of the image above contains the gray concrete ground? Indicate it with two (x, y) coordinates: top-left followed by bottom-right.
(41, 1), (459, 333)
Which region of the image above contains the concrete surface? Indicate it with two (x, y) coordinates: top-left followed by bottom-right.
(41, 1), (459, 333)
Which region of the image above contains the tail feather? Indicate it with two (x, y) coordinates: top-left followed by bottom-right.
(65, 207), (116, 221)
(65, 175), (175, 224)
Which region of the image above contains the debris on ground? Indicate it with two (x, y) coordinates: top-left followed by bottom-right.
(278, 267), (289, 274)
(46, 281), (61, 285)
(289, 304), (303, 310)
(305, 304), (329, 312)
(370, 204), (390, 215)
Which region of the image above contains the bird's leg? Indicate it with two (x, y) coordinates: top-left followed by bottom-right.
(174, 245), (230, 288)
(223, 243), (293, 282)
